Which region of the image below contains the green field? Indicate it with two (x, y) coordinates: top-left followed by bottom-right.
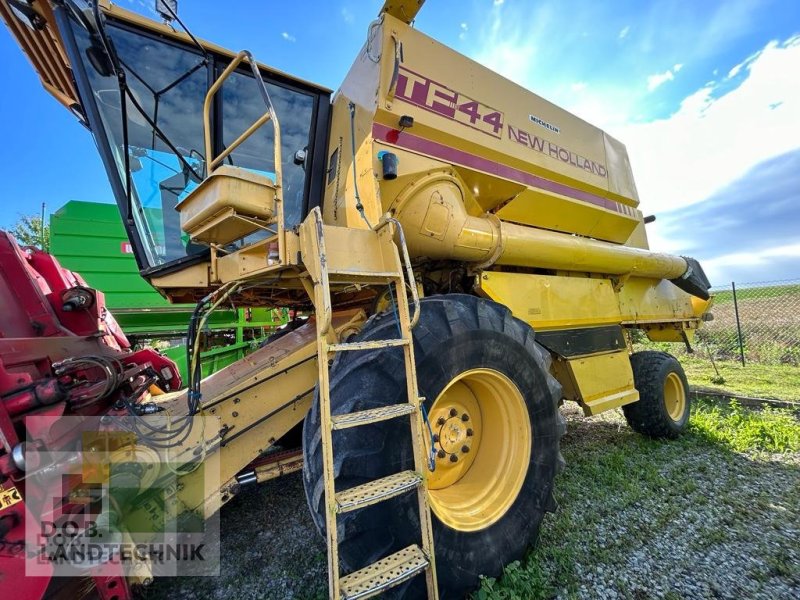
(711, 283), (800, 305)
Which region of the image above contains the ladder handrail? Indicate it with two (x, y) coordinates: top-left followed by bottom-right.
(202, 50), (283, 181)
(380, 217), (421, 328)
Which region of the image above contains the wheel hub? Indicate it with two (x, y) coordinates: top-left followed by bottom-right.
(427, 389), (481, 490)
(437, 409), (473, 457)
(664, 371), (687, 421)
(424, 368), (531, 532)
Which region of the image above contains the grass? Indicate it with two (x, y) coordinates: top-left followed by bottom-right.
(678, 355), (800, 401)
(691, 398), (800, 453)
(474, 401), (800, 599)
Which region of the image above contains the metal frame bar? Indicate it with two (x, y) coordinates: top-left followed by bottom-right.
(202, 50), (282, 180)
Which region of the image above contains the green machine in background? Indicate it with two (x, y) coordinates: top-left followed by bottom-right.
(50, 200), (287, 382)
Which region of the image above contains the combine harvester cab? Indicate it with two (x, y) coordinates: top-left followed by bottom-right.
(1, 1), (712, 598)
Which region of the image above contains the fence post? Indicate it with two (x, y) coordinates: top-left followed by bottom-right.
(731, 281), (745, 366)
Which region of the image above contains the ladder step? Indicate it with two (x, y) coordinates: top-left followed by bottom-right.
(331, 403), (416, 430)
(328, 269), (401, 284)
(328, 339), (409, 352)
(340, 544), (429, 600)
(335, 470), (422, 513)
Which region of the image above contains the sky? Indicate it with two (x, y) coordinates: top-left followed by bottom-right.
(1, 0), (799, 285)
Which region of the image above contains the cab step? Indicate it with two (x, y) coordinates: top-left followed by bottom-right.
(335, 470), (422, 513)
(331, 403), (417, 430)
(340, 544), (430, 600)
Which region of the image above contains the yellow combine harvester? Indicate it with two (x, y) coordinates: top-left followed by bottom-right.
(1, 0), (711, 597)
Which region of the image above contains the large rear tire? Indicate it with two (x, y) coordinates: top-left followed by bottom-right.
(623, 351), (691, 439)
(302, 294), (564, 598)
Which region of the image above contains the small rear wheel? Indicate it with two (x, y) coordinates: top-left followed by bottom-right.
(623, 351), (690, 439)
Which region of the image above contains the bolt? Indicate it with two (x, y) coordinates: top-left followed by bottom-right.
(432, 434), (439, 443)
(449, 454), (458, 463)
(461, 413), (470, 422)
(466, 428), (474, 437)
(449, 408), (458, 417)
(437, 449), (446, 459)
(232, 411), (239, 418)
(461, 445), (470, 453)
(436, 417), (446, 426)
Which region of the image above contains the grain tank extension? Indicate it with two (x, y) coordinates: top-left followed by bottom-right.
(0, 1), (711, 599)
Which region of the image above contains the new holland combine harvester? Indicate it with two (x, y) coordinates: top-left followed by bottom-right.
(0, 1), (711, 598)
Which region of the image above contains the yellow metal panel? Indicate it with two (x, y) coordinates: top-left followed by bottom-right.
(618, 278), (696, 322)
(496, 187), (639, 244)
(478, 272), (701, 331)
(565, 351), (639, 415)
(320, 224), (399, 275)
(603, 132), (640, 204)
(645, 325), (696, 343)
(478, 272), (622, 329)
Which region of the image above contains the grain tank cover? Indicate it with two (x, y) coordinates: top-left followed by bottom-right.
(370, 14), (643, 244)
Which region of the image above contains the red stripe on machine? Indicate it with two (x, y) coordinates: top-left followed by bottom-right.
(372, 123), (634, 217)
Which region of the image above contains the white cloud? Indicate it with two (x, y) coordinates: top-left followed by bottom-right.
(281, 32), (296, 43)
(614, 35), (800, 245)
(493, 0), (505, 5)
(646, 69), (675, 91)
(341, 7), (354, 24)
(472, 3), (552, 87)
(726, 44), (769, 80)
(701, 243), (800, 282)
(459, 22), (468, 41)
(645, 63), (683, 92)
(618, 25), (630, 40)
(570, 82), (588, 92)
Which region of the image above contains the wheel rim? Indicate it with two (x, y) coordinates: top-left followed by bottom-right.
(425, 368), (531, 532)
(664, 371), (686, 421)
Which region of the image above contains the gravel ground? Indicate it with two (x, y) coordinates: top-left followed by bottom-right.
(140, 473), (327, 600)
(139, 405), (799, 600)
(550, 406), (800, 600)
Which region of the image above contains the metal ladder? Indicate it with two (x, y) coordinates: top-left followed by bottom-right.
(299, 207), (438, 600)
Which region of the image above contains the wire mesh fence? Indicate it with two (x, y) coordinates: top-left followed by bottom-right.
(637, 278), (800, 367)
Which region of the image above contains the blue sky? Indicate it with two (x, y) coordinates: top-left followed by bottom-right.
(1, 0), (799, 284)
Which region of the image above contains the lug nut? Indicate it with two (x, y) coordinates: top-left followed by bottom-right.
(461, 445), (470, 453)
(449, 454), (458, 463)
(437, 417), (446, 426)
(437, 449), (446, 458)
(432, 434), (439, 442)
(466, 428), (474, 437)
(449, 408), (458, 417)
(461, 413), (470, 422)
